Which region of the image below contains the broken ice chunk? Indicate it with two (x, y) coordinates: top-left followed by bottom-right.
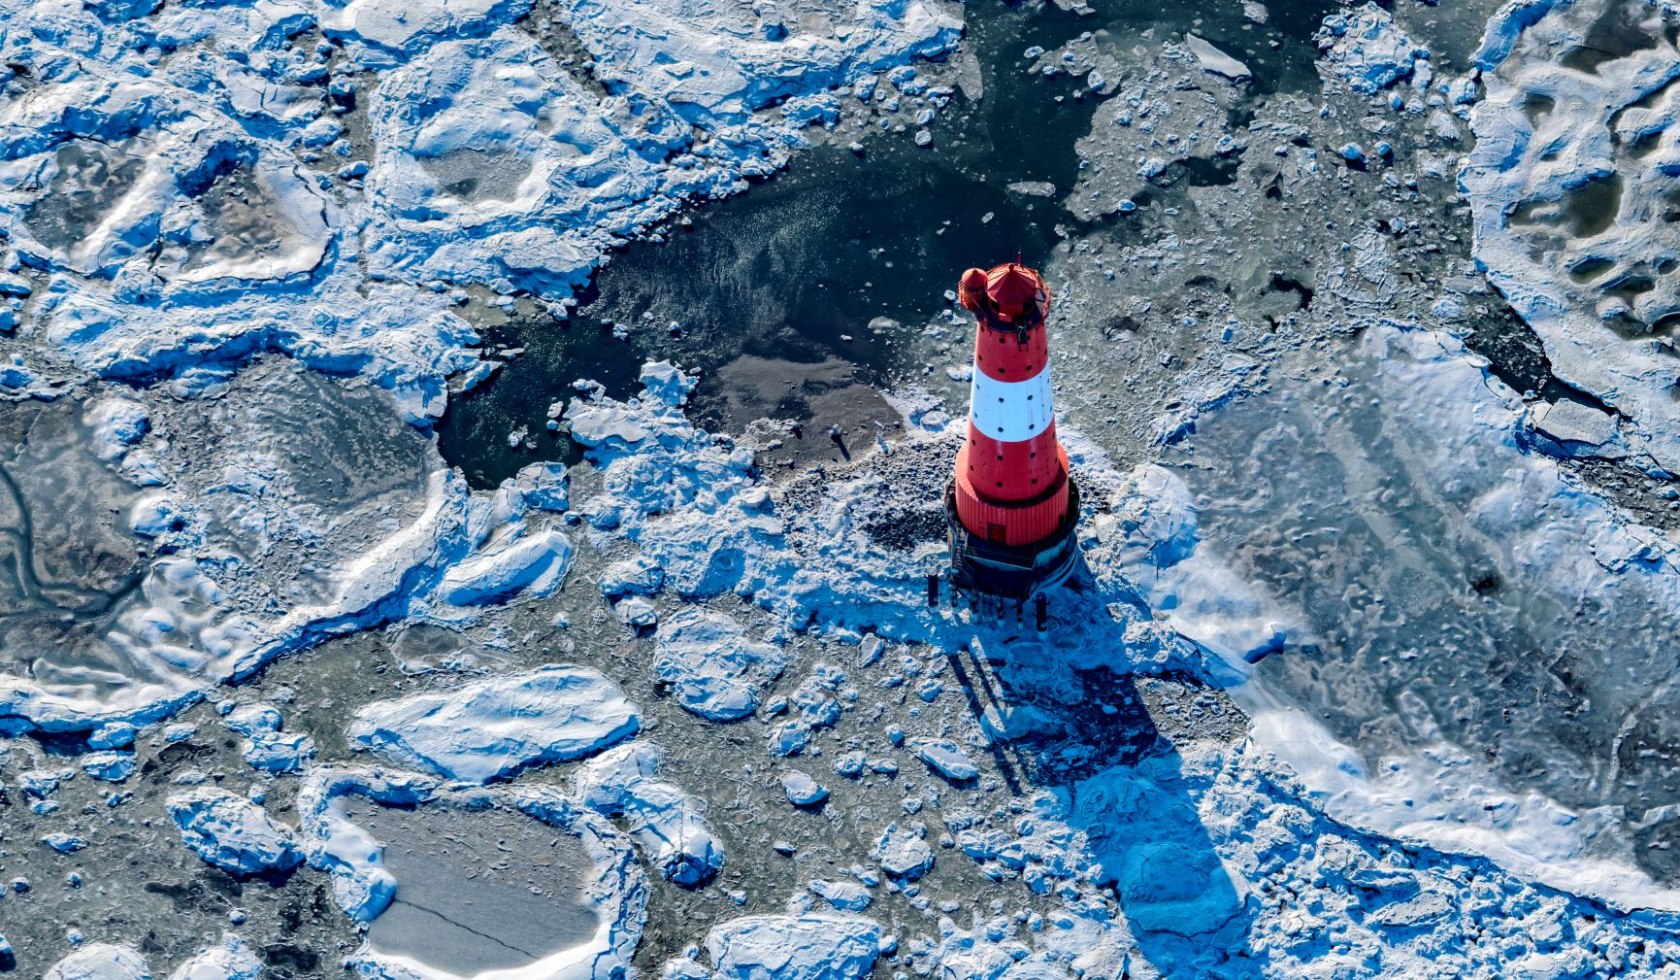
(782, 771), (830, 806)
(655, 610), (786, 722)
(1184, 35), (1251, 82)
(874, 823), (934, 880)
(575, 742), (724, 887)
(913, 739), (979, 782)
(437, 528), (574, 606)
(349, 665), (639, 784)
(810, 879), (873, 912)
(168, 788), (302, 876)
(168, 935), (262, 980)
(706, 914), (886, 979)
(44, 945), (149, 980)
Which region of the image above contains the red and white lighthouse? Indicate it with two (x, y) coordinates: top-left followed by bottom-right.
(944, 260), (1080, 607)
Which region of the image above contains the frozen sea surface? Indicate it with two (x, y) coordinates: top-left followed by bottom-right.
(8, 0), (1680, 975)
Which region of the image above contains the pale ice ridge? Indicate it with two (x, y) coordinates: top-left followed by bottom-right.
(1463, 0), (1680, 470)
(298, 767), (649, 979)
(1158, 321), (1680, 912)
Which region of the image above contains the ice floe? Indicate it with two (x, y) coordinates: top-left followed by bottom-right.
(167, 787), (303, 876)
(348, 665), (640, 784)
(574, 742), (725, 887)
(43, 945), (150, 980)
(701, 914), (886, 980)
(653, 609), (786, 721)
(167, 936), (262, 980)
(299, 766), (649, 976)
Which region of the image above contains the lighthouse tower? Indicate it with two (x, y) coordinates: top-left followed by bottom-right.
(944, 260), (1080, 608)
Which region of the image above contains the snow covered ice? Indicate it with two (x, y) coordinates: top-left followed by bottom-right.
(10, 0), (1680, 974)
(348, 664), (640, 783)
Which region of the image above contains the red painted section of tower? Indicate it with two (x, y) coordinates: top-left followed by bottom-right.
(950, 262), (1073, 548)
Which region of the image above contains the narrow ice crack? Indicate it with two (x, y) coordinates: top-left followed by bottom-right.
(385, 895), (547, 960)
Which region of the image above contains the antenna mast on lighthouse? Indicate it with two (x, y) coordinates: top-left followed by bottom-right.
(933, 260), (1081, 627)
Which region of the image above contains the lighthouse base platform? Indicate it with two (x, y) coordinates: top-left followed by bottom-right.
(941, 478), (1080, 606)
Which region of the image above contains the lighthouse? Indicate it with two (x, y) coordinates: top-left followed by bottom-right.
(942, 260), (1080, 616)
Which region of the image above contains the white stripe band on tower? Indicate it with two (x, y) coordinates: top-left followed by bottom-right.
(968, 367), (1054, 442)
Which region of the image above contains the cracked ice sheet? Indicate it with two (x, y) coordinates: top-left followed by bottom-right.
(1151, 320), (1680, 911)
(1462, 0), (1680, 470)
(298, 768), (647, 980)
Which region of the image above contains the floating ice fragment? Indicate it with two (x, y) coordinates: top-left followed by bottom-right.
(1184, 34), (1251, 82)
(913, 739), (979, 782)
(782, 771), (829, 806)
(350, 665), (639, 784)
(43, 945), (149, 980)
(41, 833), (89, 854)
(1315, 3), (1428, 94)
(437, 528), (573, 606)
(705, 914), (886, 980)
(169, 789), (301, 877)
(874, 822), (933, 880)
(654, 609), (786, 722)
(575, 742), (724, 887)
(600, 556), (665, 598)
(167, 935), (261, 980)
(809, 879), (872, 911)
(80, 752), (135, 782)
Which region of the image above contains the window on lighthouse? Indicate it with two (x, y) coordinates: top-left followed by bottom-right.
(987, 523), (1007, 543)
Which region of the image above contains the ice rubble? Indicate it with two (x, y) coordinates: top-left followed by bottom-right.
(1315, 3), (1431, 94)
(348, 665), (640, 783)
(225, 702), (317, 775)
(298, 767), (648, 978)
(1463, 0), (1680, 470)
(167, 787), (303, 876)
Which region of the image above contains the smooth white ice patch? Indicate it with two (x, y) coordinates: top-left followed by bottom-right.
(702, 914), (886, 980)
(1463, 0), (1680, 469)
(653, 609), (786, 721)
(167, 787), (303, 876)
(574, 741), (725, 887)
(168, 935), (262, 980)
(348, 665), (640, 784)
(44, 945), (150, 980)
